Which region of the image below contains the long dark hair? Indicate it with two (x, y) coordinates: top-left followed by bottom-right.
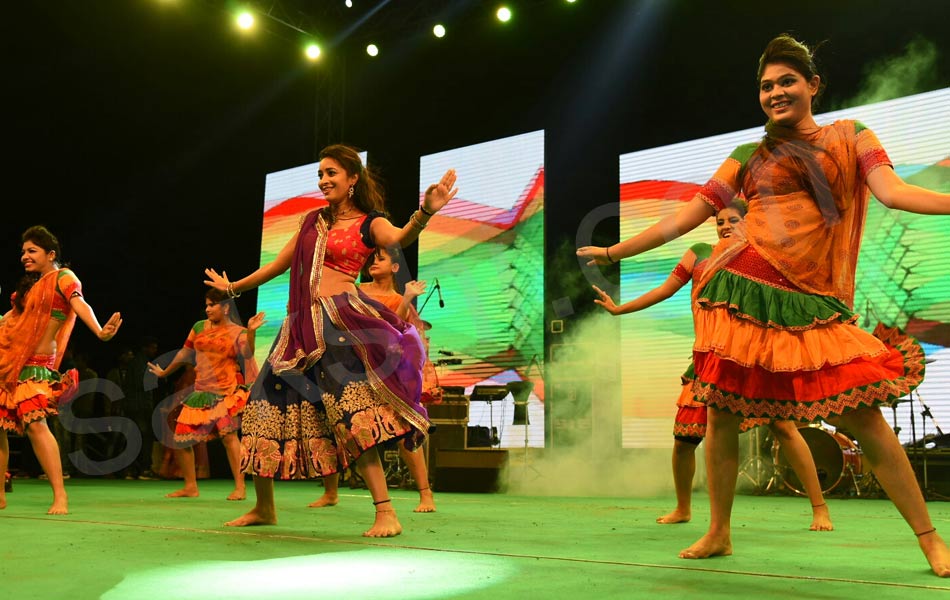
(15, 225), (63, 312)
(754, 34), (842, 225)
(318, 145), (387, 227)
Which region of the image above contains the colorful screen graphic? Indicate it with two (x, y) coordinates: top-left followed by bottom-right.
(618, 89), (950, 448)
(256, 154), (366, 366)
(418, 131), (545, 448)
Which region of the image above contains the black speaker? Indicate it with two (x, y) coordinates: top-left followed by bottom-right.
(433, 449), (508, 493)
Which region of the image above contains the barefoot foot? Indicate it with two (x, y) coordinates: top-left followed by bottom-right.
(364, 509), (402, 538)
(47, 495), (69, 515)
(307, 493), (339, 508)
(679, 532), (732, 559)
(918, 530), (950, 577)
(413, 488), (436, 513)
(656, 509), (691, 524)
(225, 508), (277, 527)
(809, 503), (833, 531)
(227, 488), (246, 501)
(166, 487), (199, 498)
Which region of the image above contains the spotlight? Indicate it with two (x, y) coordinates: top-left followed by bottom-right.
(345, 0), (353, 7)
(366, 44), (379, 57)
(566, 0), (577, 4)
(236, 11), (255, 30)
(305, 44), (321, 61)
(433, 24), (446, 38)
(496, 6), (512, 23)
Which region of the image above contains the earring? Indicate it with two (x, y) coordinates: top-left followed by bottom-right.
(348, 186), (355, 198)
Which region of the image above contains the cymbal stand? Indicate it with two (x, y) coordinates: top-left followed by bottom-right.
(916, 390), (948, 500)
(737, 428), (776, 494)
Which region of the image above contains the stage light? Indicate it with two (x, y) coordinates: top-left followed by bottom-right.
(496, 6), (512, 23)
(366, 44), (379, 57)
(433, 24), (446, 38)
(236, 11), (255, 30)
(566, 0), (577, 4)
(305, 44), (321, 61)
(345, 0), (353, 7)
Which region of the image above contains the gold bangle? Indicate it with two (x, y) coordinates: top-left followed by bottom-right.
(409, 214), (426, 230)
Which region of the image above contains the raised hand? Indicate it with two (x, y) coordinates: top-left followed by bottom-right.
(204, 268), (230, 292)
(404, 280), (427, 301)
(98, 312), (123, 341)
(247, 311), (267, 332)
(422, 169), (458, 214)
(592, 285), (621, 315)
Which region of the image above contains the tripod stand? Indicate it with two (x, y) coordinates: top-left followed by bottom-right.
(913, 388), (949, 500)
(737, 428), (779, 494)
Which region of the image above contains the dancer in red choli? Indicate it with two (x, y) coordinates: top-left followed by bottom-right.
(205, 144), (456, 537)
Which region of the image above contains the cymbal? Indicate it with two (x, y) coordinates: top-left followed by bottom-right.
(420, 320), (432, 331)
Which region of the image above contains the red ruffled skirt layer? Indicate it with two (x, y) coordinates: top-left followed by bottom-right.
(693, 253), (925, 422)
(0, 358), (78, 434)
(173, 389), (248, 443)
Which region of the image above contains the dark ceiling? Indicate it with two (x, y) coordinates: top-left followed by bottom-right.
(4, 0), (949, 369)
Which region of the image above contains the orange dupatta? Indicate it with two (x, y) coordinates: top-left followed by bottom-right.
(0, 270), (77, 404)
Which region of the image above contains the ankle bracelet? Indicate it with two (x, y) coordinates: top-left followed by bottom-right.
(915, 528), (937, 538)
(418, 487), (430, 492)
(373, 498), (392, 506)
(811, 502), (826, 508)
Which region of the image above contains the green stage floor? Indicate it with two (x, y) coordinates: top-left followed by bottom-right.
(2, 479), (948, 599)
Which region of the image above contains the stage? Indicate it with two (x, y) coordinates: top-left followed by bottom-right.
(3, 479), (948, 598)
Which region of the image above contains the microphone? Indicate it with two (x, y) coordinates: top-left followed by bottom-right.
(438, 350), (455, 356)
(435, 277), (445, 308)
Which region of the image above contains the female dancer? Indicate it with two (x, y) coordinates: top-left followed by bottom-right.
(0, 225), (122, 514)
(578, 34), (950, 575)
(206, 144), (456, 537)
(309, 245), (436, 513)
(147, 289), (264, 500)
(593, 201), (832, 530)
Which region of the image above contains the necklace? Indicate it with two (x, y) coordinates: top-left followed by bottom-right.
(333, 204), (360, 220)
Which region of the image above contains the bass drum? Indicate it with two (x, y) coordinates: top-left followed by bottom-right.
(774, 425), (863, 495)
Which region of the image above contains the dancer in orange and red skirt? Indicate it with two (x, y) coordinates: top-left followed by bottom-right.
(580, 34), (949, 576)
(148, 288), (263, 501)
(0, 225), (121, 514)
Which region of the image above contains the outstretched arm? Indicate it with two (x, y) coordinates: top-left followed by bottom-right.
(868, 166), (950, 215)
(205, 230), (299, 295)
(577, 197), (714, 266)
(372, 169), (458, 248)
(147, 348), (195, 379)
(69, 296), (122, 341)
(593, 273), (689, 316)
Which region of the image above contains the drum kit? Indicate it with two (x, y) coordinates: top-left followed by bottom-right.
(739, 363), (946, 500)
(738, 424), (874, 497)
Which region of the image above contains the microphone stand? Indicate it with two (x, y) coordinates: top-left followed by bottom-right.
(417, 284), (438, 314)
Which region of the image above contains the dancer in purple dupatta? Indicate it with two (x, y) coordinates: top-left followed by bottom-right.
(205, 144), (457, 537)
